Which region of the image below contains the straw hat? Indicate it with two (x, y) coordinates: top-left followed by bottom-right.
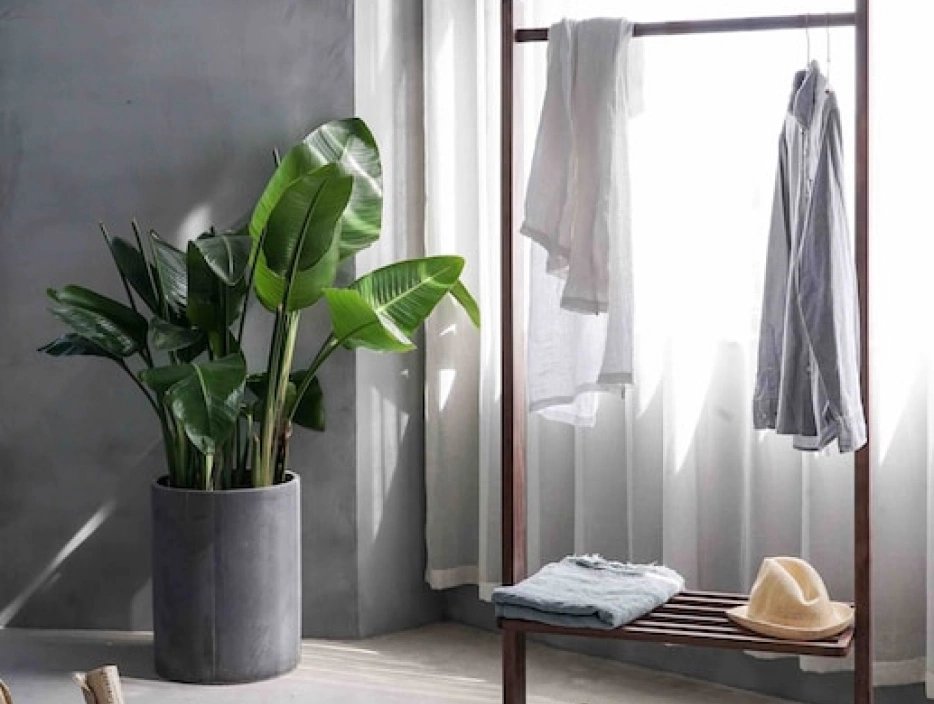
(726, 556), (853, 641)
(0, 680), (12, 704)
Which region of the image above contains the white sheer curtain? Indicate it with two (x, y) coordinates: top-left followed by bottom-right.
(422, 0), (503, 594)
(422, 0), (934, 693)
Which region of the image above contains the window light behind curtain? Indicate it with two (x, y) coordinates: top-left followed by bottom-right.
(419, 0), (934, 694)
(514, 0), (855, 630)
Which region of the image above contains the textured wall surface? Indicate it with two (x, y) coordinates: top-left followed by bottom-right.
(0, 0), (358, 634)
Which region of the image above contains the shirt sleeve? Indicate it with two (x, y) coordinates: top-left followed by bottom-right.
(794, 107), (866, 452)
(753, 137), (792, 429)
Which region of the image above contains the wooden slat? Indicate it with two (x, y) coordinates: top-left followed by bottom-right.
(501, 618), (854, 657)
(641, 612), (726, 624)
(670, 590), (750, 602)
(498, 590), (855, 658)
(628, 621), (745, 635)
(653, 603), (739, 617)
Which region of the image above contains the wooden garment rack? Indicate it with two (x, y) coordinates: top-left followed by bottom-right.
(499, 3), (872, 704)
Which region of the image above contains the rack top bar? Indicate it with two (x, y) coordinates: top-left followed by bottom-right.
(515, 11), (856, 42)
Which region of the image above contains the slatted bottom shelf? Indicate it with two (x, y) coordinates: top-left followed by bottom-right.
(498, 590), (854, 657)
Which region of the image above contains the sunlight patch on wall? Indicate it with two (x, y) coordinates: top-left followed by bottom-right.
(437, 368), (457, 412)
(175, 203), (213, 245)
(0, 500), (116, 627)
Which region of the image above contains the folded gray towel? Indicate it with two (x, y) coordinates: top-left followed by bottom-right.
(492, 555), (684, 630)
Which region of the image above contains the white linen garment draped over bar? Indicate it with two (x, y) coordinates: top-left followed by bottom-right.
(753, 61), (866, 453)
(522, 17), (643, 426)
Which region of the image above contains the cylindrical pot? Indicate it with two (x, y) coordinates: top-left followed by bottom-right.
(151, 472), (301, 683)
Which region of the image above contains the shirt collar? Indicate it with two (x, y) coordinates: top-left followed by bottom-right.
(789, 60), (828, 127)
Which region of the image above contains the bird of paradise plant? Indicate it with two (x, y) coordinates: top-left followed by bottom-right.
(41, 118), (478, 490)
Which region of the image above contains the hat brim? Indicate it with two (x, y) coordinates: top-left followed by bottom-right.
(726, 602), (854, 641)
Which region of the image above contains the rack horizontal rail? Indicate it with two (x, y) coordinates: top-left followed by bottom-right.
(515, 11), (856, 43)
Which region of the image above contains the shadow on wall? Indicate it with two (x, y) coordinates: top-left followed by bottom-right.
(356, 345), (443, 638)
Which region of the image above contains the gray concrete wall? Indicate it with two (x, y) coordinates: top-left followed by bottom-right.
(0, 0), (360, 636)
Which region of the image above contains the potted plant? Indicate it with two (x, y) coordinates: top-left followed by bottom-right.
(40, 118), (479, 683)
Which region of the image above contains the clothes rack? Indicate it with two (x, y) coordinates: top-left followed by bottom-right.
(498, 3), (872, 704)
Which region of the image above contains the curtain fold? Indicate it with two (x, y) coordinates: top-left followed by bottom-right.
(423, 0), (934, 694)
(423, 0), (502, 593)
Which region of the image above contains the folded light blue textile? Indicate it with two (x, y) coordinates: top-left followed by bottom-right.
(492, 555), (684, 630)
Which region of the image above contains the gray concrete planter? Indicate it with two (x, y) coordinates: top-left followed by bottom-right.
(151, 472), (301, 683)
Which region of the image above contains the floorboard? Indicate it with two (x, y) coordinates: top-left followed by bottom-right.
(0, 622), (800, 703)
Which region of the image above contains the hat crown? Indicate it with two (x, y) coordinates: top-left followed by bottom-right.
(746, 557), (836, 628)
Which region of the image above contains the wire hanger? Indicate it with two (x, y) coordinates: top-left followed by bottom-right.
(805, 13), (811, 65)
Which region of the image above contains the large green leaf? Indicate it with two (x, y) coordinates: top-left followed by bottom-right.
(249, 118), (382, 261)
(186, 240), (246, 339)
(248, 144), (318, 241)
(47, 285), (149, 357)
(39, 333), (119, 360)
(163, 353), (246, 456)
(263, 165), (351, 274)
(150, 317), (206, 352)
(192, 232), (253, 285)
(106, 236), (159, 313)
(150, 232), (187, 311)
(323, 288), (414, 352)
(174, 336), (209, 363)
(290, 371), (325, 431)
(252, 257), (342, 314)
(253, 165), (351, 312)
(350, 256), (467, 338)
(139, 362), (195, 395)
(449, 280), (481, 328)
(302, 118), (383, 259)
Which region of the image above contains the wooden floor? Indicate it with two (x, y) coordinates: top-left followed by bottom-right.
(0, 622), (802, 704)
(500, 590), (854, 658)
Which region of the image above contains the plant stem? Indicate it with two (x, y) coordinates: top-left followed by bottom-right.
(288, 310), (403, 423)
(258, 308), (287, 486)
(231, 411), (241, 487)
(203, 453), (214, 491)
(258, 310), (302, 487)
(275, 423), (292, 485)
(240, 409), (253, 484)
(169, 415), (189, 488)
(237, 225), (269, 348)
(158, 413), (176, 484)
(270, 312), (300, 481)
(289, 335), (339, 423)
(250, 430), (262, 487)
